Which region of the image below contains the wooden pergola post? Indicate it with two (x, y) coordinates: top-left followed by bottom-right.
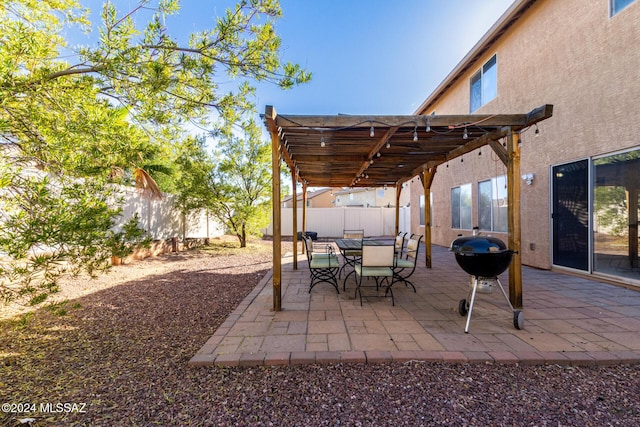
(420, 168), (436, 268)
(302, 182), (308, 254)
(506, 130), (523, 308)
(395, 184), (402, 235)
(292, 169), (298, 270)
(627, 187), (638, 268)
(266, 106), (282, 311)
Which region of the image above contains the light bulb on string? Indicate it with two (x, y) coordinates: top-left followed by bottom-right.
(534, 124), (540, 137)
(426, 118), (431, 133)
(413, 127), (418, 142)
(386, 142), (390, 149)
(370, 123), (375, 137)
(463, 127), (468, 140)
(320, 135), (325, 147)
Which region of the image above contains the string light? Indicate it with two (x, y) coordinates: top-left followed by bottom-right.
(534, 124), (540, 137)
(386, 142), (390, 149)
(463, 127), (468, 140)
(370, 122), (375, 137)
(320, 135), (325, 147)
(426, 118), (431, 133)
(413, 126), (418, 142)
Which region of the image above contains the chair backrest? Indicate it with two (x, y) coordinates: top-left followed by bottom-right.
(395, 232), (407, 251)
(343, 229), (364, 239)
(405, 234), (423, 260)
(361, 244), (395, 267)
(302, 235), (314, 260)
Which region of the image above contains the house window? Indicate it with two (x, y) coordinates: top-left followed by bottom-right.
(478, 176), (507, 232)
(420, 193), (433, 226)
(470, 55), (497, 112)
(611, 0), (635, 15)
(451, 184), (472, 229)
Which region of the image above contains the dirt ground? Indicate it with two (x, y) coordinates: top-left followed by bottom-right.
(1, 236), (639, 426)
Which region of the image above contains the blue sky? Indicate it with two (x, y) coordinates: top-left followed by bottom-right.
(71, 1), (514, 116)
(255, 0), (515, 115)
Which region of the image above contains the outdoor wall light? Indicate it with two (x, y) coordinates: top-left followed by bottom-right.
(522, 173), (535, 185)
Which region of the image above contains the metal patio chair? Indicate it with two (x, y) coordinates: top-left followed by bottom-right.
(392, 234), (423, 292)
(338, 229), (364, 279)
(302, 234), (340, 293)
(354, 241), (396, 306)
(395, 231), (407, 256)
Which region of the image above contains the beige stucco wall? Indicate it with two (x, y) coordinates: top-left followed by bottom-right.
(411, 0), (640, 269)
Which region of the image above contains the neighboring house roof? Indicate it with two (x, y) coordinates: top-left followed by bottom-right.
(283, 187), (333, 203)
(332, 187), (376, 196)
(415, 0), (537, 115)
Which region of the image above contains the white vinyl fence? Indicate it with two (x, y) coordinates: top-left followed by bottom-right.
(116, 187), (224, 240)
(264, 207), (410, 238)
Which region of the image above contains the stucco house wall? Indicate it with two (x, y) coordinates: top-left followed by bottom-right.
(283, 188), (336, 208)
(410, 0), (640, 270)
(333, 187), (401, 207)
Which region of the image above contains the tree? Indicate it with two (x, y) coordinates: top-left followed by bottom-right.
(209, 118), (272, 247)
(0, 0), (310, 305)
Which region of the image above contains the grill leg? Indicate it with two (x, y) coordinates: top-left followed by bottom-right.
(465, 276), (479, 333)
(495, 278), (515, 311)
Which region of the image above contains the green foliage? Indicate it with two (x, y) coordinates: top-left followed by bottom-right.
(594, 186), (628, 237)
(0, 0), (309, 305)
(209, 118), (272, 247)
(106, 213), (152, 260)
(0, 164), (118, 305)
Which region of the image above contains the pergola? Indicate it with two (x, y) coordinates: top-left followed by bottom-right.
(264, 104), (553, 311)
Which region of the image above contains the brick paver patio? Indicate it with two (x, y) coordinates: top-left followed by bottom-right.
(190, 244), (640, 367)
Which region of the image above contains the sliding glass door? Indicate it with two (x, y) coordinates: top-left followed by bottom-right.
(552, 160), (589, 271)
(552, 149), (640, 281)
(593, 150), (640, 279)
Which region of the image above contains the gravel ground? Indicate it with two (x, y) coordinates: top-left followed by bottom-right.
(1, 237), (639, 426)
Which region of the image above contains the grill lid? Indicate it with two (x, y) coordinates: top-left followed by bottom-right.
(449, 235), (508, 254)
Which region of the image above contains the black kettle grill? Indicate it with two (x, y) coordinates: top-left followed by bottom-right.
(450, 234), (523, 333)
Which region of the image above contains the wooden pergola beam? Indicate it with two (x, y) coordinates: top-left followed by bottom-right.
(275, 111), (547, 129)
(352, 126), (400, 186)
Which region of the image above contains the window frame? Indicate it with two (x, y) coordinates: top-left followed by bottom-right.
(478, 175), (508, 233)
(611, 0), (636, 16)
(451, 184), (472, 230)
(469, 54), (498, 113)
(419, 193), (432, 226)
